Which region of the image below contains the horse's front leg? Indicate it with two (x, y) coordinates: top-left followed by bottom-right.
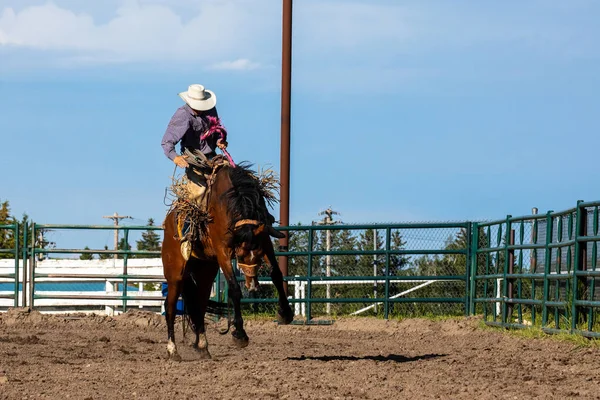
(217, 253), (249, 348)
(265, 252), (294, 324)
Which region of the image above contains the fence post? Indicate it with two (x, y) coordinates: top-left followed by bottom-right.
(373, 228), (378, 314)
(501, 216), (512, 327)
(464, 223), (471, 316)
(12, 222), (19, 308)
(294, 276), (300, 316)
(105, 279), (115, 316)
(571, 200), (587, 332)
(20, 222), (28, 308)
(306, 227), (313, 322)
(122, 228), (130, 313)
(28, 223), (36, 310)
(589, 206), (599, 330)
(542, 211), (554, 327)
(468, 222), (479, 316)
(384, 227), (391, 319)
(507, 229), (516, 322)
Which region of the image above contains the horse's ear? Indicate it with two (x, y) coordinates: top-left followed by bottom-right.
(266, 226), (285, 239)
(253, 224), (265, 236)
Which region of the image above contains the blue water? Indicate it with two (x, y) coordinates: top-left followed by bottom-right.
(0, 282), (141, 291)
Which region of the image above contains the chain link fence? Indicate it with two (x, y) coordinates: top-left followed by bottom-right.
(240, 223), (470, 319)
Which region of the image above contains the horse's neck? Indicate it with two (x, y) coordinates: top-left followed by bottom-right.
(210, 168), (234, 214)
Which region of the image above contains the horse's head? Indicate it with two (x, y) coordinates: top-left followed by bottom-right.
(233, 220), (284, 292)
(217, 162), (285, 291)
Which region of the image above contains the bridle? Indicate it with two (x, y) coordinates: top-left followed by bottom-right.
(234, 219), (262, 276)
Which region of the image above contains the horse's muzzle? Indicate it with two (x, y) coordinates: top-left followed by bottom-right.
(238, 262), (259, 292)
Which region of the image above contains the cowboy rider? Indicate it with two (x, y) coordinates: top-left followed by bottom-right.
(161, 84), (227, 204)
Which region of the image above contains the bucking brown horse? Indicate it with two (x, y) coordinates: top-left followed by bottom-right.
(161, 157), (294, 360)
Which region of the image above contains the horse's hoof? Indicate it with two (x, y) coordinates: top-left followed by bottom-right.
(195, 347), (212, 360)
(232, 330), (249, 348)
(278, 307), (294, 325)
(232, 336), (249, 348)
(167, 341), (182, 362)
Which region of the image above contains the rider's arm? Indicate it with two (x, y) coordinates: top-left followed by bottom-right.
(161, 108), (190, 161)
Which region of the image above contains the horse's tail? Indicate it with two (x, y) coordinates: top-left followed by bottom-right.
(181, 274), (233, 335)
(206, 299), (229, 316)
(181, 297), (232, 336)
(206, 299), (233, 335)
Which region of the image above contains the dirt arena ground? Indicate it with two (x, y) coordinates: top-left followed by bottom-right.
(1, 309), (600, 400)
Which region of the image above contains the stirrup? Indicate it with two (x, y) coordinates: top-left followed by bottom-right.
(180, 241), (191, 261)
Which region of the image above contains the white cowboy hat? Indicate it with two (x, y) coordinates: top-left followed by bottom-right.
(178, 84), (217, 111)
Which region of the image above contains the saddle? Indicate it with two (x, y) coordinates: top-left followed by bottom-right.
(168, 150), (231, 259)
(167, 149), (283, 260)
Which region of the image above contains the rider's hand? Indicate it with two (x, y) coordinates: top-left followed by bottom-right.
(173, 155), (189, 168)
(217, 139), (228, 150)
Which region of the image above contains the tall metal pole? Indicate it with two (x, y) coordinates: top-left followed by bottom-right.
(279, 0), (293, 295)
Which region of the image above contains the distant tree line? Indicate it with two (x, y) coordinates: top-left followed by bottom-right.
(0, 199), (54, 259)
(80, 218), (162, 260)
(244, 223), (482, 317)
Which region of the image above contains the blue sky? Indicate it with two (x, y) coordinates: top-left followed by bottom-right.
(1, 0), (599, 250)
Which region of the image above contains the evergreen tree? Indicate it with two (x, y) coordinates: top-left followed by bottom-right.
(0, 202), (54, 259)
(0, 200), (14, 259)
(80, 246), (94, 260)
(323, 227), (358, 276)
(117, 237), (131, 259)
(136, 218), (161, 258)
(389, 230), (411, 276)
(286, 223), (313, 276)
(20, 214), (55, 260)
(98, 245), (112, 260)
(356, 229), (386, 276)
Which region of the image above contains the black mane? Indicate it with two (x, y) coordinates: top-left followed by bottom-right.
(220, 162), (272, 246)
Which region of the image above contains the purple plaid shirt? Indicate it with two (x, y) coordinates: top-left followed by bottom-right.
(161, 104), (219, 161)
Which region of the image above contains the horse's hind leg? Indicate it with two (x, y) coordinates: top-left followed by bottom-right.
(165, 278), (183, 361)
(182, 260), (220, 359)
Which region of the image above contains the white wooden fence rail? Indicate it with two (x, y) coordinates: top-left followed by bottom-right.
(0, 259), (452, 317)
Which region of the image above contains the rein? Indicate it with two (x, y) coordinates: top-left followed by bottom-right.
(200, 116), (236, 167)
(220, 148), (236, 168)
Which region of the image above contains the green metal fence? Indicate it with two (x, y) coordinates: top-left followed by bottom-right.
(472, 200), (600, 338)
(20, 222), (471, 319)
(260, 223), (471, 320)
(5, 199), (600, 338)
(29, 224), (165, 313)
(0, 222), (20, 307)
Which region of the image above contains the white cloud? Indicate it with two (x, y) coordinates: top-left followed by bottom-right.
(0, 1), (278, 66)
(294, 1), (598, 58)
(208, 58), (261, 71)
(0, 0), (597, 90)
